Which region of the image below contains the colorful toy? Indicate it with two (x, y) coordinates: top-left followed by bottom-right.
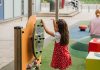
(88, 38), (100, 52)
(32, 19), (44, 59)
(86, 52), (100, 70)
(79, 25), (87, 31)
(26, 19), (44, 70)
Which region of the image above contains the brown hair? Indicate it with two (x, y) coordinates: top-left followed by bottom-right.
(95, 9), (100, 17)
(57, 19), (69, 46)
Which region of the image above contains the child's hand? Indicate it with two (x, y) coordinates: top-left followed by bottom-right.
(41, 19), (43, 23)
(41, 19), (45, 25)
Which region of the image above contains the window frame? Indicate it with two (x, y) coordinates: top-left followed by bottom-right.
(0, 0), (2, 6)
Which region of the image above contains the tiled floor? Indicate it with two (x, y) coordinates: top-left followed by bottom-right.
(0, 18), (28, 69)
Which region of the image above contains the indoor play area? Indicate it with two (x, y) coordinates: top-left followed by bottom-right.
(0, 0), (100, 70)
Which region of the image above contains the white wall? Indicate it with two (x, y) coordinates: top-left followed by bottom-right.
(14, 0), (22, 17)
(4, 0), (13, 19)
(41, 3), (50, 12)
(24, 0), (28, 15)
(35, 0), (41, 12)
(32, 0), (35, 12)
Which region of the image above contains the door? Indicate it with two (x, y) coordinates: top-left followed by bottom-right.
(0, 0), (4, 20)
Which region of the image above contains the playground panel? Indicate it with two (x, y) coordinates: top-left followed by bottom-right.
(22, 16), (36, 70)
(14, 16), (44, 70)
(33, 20), (44, 59)
(21, 16), (44, 70)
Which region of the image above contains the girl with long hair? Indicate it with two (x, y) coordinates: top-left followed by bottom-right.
(41, 19), (72, 70)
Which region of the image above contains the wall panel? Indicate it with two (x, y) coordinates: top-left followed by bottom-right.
(24, 0), (28, 15)
(14, 0), (22, 17)
(4, 0), (13, 19)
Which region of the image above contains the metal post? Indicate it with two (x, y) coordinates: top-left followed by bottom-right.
(28, 0), (32, 18)
(14, 26), (22, 70)
(55, 0), (59, 20)
(13, 0), (14, 18)
(21, 0), (24, 15)
(88, 5), (90, 12)
(81, 4), (82, 12)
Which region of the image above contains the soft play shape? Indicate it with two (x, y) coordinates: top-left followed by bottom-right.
(79, 25), (87, 31)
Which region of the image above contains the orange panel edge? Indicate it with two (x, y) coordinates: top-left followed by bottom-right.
(22, 16), (37, 70)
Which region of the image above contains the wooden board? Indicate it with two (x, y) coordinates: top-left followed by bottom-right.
(22, 16), (36, 70)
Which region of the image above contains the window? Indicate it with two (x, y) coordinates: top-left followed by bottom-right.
(0, 0), (2, 6)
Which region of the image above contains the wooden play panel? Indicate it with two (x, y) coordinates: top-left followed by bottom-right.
(21, 16), (36, 70)
(14, 16), (45, 70)
(32, 20), (44, 59)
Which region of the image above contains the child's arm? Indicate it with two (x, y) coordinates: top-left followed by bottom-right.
(41, 20), (55, 37)
(53, 19), (58, 32)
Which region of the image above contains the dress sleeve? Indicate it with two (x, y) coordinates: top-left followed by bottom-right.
(54, 32), (61, 43)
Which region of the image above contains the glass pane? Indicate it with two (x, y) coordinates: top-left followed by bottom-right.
(0, 0), (2, 6)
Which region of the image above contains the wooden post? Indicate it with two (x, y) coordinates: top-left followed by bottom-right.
(55, 0), (59, 20)
(28, 0), (32, 18)
(14, 26), (22, 70)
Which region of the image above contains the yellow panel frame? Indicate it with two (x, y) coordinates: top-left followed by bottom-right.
(22, 16), (41, 70)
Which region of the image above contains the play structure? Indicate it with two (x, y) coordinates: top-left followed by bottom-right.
(14, 0), (60, 70)
(69, 21), (100, 70)
(13, 0), (100, 69)
(33, 20), (44, 59)
(79, 25), (87, 31)
(86, 38), (100, 70)
(86, 52), (100, 70)
(14, 16), (44, 70)
(13, 16), (100, 70)
(69, 21), (100, 56)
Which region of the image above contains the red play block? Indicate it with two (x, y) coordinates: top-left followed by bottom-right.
(88, 38), (100, 52)
(79, 25), (87, 31)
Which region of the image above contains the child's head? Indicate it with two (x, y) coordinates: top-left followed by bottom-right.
(56, 19), (69, 45)
(95, 9), (100, 17)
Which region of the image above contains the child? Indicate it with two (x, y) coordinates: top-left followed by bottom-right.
(41, 19), (72, 70)
(89, 9), (100, 36)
